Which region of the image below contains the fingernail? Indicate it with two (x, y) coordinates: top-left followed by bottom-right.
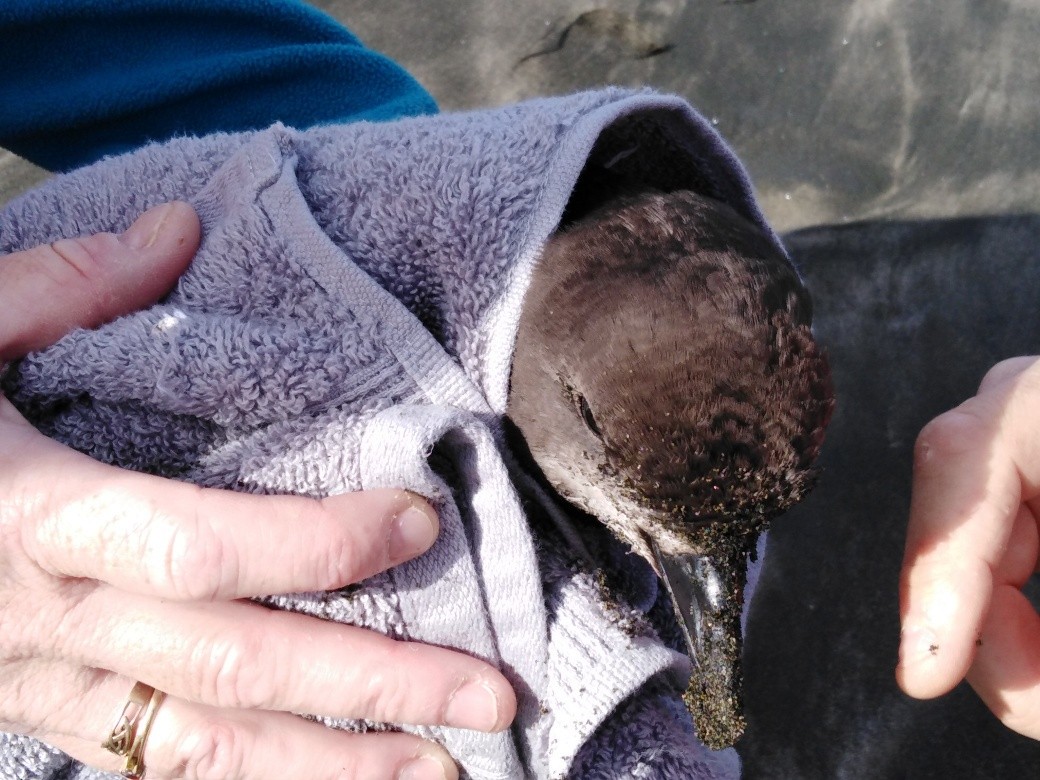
(389, 505), (438, 563)
(122, 203), (176, 250)
(898, 625), (941, 669)
(396, 755), (451, 780)
(444, 679), (501, 731)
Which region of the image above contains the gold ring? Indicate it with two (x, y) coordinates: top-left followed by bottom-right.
(102, 681), (166, 780)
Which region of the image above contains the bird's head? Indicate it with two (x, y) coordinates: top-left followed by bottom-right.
(507, 188), (833, 748)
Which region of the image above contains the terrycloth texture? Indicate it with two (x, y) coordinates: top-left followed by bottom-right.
(0, 88), (783, 779)
(0, 0), (436, 172)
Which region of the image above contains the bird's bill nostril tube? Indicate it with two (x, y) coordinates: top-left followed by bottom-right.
(652, 539), (748, 750)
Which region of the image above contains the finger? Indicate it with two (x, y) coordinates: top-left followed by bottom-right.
(61, 728), (457, 780)
(46, 589), (516, 732)
(12, 432), (441, 598)
(14, 662), (458, 780)
(898, 363), (1040, 699)
(897, 404), (1017, 699)
(966, 584), (1040, 740)
(0, 201), (200, 360)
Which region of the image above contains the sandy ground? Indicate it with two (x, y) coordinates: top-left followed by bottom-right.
(4, 2), (1040, 777)
(333, 0), (1040, 231)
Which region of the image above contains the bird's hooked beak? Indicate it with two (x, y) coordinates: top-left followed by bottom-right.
(652, 538), (749, 750)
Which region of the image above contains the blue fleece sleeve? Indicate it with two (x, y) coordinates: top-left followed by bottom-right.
(0, 0), (437, 172)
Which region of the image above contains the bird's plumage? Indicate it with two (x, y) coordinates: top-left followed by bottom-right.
(508, 182), (833, 748)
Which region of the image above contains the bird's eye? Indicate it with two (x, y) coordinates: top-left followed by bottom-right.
(577, 394), (602, 438)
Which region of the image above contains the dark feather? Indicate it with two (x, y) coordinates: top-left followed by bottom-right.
(507, 184), (834, 747)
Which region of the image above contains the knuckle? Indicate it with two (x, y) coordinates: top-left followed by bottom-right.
(40, 234), (118, 289)
(192, 627), (280, 710)
(14, 479), (78, 573)
(317, 525), (366, 589)
(355, 644), (413, 722)
(15, 471), (138, 578)
(913, 408), (988, 471)
(170, 717), (248, 780)
(155, 500), (236, 601)
(288, 496), (369, 589)
(0, 233), (123, 356)
(979, 356), (1039, 393)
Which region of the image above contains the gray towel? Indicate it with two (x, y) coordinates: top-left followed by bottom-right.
(0, 88), (779, 780)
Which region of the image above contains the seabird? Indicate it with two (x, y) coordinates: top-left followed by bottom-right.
(507, 176), (834, 749)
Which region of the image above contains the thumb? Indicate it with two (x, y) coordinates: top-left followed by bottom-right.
(0, 201), (200, 361)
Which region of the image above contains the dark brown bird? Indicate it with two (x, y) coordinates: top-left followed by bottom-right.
(506, 178), (833, 749)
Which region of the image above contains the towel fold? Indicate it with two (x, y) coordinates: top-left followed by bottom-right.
(0, 87), (780, 779)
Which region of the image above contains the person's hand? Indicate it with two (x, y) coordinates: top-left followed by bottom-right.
(0, 203), (516, 780)
(898, 356), (1040, 738)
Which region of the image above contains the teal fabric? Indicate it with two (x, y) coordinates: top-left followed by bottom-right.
(0, 0), (437, 171)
